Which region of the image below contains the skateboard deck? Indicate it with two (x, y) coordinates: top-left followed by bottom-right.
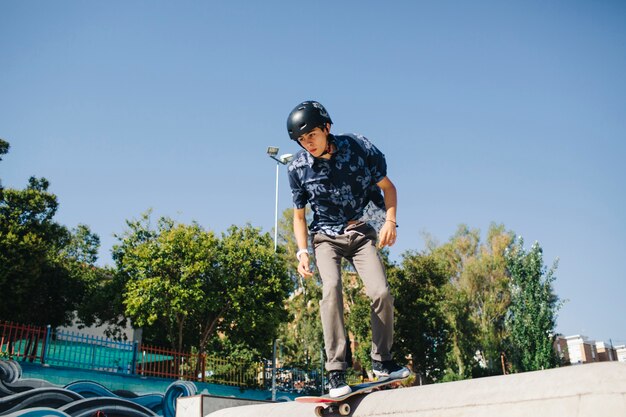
(296, 376), (409, 416)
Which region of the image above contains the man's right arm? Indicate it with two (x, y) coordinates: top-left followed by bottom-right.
(293, 207), (313, 278)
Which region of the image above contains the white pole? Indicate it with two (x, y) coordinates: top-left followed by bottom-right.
(274, 162), (279, 252)
(272, 339), (278, 401)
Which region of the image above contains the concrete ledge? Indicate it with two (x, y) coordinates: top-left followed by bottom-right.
(177, 394), (271, 417)
(206, 362), (626, 416)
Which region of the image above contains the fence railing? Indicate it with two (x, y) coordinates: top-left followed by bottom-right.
(0, 321), (323, 393)
(47, 328), (137, 373)
(0, 321), (47, 363)
(136, 343), (264, 387)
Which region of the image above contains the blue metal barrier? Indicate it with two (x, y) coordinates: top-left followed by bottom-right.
(44, 328), (136, 374)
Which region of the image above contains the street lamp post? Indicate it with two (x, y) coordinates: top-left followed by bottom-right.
(266, 148), (292, 401)
(271, 338), (281, 401)
(266, 147), (293, 252)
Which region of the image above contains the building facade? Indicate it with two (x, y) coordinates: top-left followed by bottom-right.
(557, 335), (621, 365)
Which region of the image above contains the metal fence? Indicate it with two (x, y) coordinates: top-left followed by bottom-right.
(0, 321), (323, 393)
(264, 363), (325, 395)
(47, 328), (137, 372)
(0, 321), (47, 363)
(136, 343), (264, 387)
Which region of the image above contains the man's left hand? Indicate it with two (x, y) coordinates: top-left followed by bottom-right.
(378, 221), (397, 248)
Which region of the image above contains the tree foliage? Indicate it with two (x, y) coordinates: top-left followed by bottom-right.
(113, 214), (217, 350)
(0, 174), (101, 326)
(389, 252), (449, 384)
(428, 223), (514, 378)
(112, 212), (292, 357)
(212, 224), (293, 357)
(505, 239), (561, 372)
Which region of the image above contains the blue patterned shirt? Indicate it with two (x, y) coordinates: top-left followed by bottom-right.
(287, 133), (388, 236)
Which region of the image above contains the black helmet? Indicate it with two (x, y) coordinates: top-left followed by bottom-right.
(286, 101), (333, 140)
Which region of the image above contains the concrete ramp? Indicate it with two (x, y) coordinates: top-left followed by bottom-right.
(206, 362), (626, 416)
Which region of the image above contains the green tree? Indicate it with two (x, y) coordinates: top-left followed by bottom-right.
(428, 225), (479, 379)
(62, 224), (101, 265)
(61, 224), (121, 336)
(429, 224), (514, 377)
(113, 213), (292, 357)
(461, 224), (514, 373)
(74, 265), (130, 340)
(505, 239), (561, 372)
(212, 224), (292, 357)
(114, 216), (216, 350)
(0, 177), (95, 326)
(440, 285), (477, 381)
(389, 252), (449, 384)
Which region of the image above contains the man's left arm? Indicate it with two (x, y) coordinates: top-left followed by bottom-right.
(376, 176), (397, 248)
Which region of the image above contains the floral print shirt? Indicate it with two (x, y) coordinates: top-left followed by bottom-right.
(287, 133), (388, 236)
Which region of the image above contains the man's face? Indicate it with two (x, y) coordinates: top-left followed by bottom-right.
(297, 125), (329, 158)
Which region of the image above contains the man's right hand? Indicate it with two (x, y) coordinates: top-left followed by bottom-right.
(298, 253), (314, 278)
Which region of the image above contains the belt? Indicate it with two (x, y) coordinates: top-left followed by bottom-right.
(345, 220), (366, 236)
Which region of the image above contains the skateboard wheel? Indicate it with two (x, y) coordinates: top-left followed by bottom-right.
(314, 406), (325, 417)
(339, 403), (351, 415)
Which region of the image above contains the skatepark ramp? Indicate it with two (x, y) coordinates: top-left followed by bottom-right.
(203, 362), (626, 416)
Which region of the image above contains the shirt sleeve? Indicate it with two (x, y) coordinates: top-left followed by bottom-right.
(362, 137), (387, 183)
(288, 166), (308, 209)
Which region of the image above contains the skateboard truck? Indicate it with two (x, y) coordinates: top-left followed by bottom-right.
(315, 402), (351, 416)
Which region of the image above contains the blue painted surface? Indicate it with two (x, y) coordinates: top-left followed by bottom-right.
(1, 359), (195, 417)
(1, 359), (298, 417)
(18, 362), (294, 401)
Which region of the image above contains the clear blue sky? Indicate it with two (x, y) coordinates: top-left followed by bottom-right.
(1, 1), (624, 345)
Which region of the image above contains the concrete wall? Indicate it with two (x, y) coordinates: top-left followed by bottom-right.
(205, 362), (626, 417)
(177, 395), (272, 417)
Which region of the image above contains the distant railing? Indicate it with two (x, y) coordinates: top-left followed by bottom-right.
(264, 363), (324, 395)
(0, 321), (323, 393)
(137, 344), (263, 387)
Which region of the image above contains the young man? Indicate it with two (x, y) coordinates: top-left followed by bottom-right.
(286, 101), (409, 398)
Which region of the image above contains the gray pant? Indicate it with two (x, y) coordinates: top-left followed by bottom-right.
(312, 222), (395, 372)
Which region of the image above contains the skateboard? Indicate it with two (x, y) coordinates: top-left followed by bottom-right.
(295, 376), (409, 416)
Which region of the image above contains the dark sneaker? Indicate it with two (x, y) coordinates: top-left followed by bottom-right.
(372, 360), (410, 380)
(328, 370), (352, 398)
